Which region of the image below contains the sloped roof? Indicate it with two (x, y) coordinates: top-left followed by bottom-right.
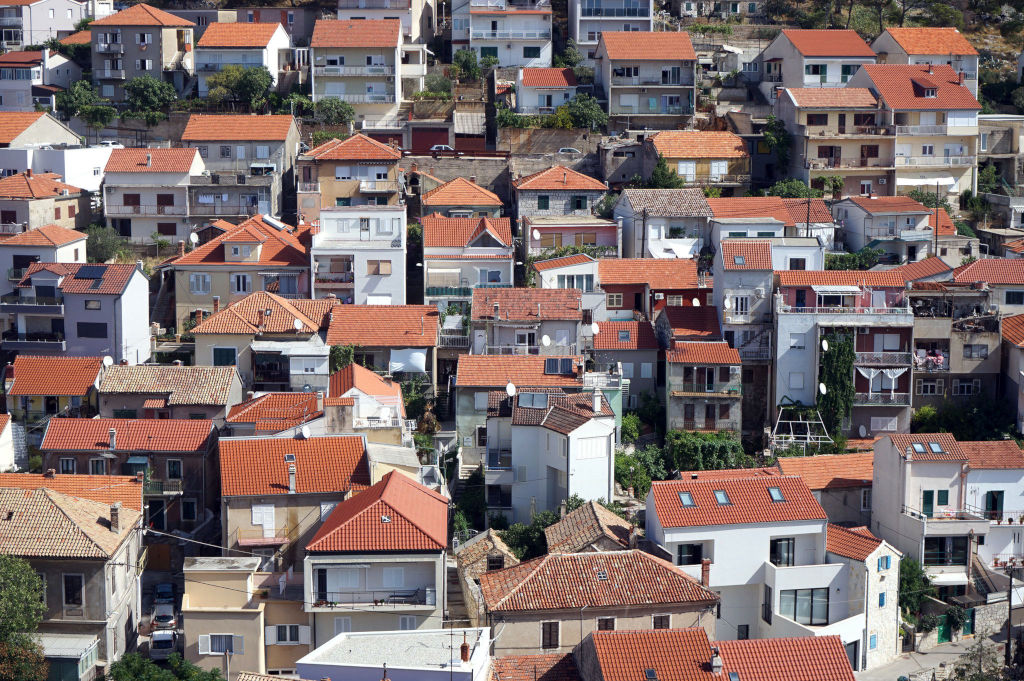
(1003, 314), (1024, 347)
(858, 64), (980, 111)
(60, 29), (91, 45)
(479, 550), (717, 612)
(660, 306), (722, 340)
(954, 258), (1024, 285)
(716, 636), (856, 681)
(193, 292), (334, 335)
(776, 258), (945, 287)
(721, 239), (772, 270)
(621, 188), (711, 217)
(0, 112), (47, 144)
(598, 258), (699, 289)
(328, 362), (404, 415)
(826, 523), (884, 561)
(167, 215), (307, 268)
(521, 67), (576, 88)
(600, 31), (695, 60)
(959, 440), (1024, 470)
(785, 88), (877, 108)
(306, 470), (447, 552)
(226, 393), (322, 431)
(666, 341), (740, 365)
(513, 165), (607, 191)
(99, 365), (238, 406)
(181, 114), (294, 141)
(303, 133), (402, 161)
(92, 2), (193, 25)
(219, 435), (371, 497)
(882, 27), (978, 56)
(490, 654), (578, 681)
(19, 262), (137, 295)
(311, 18), (400, 48)
(782, 29), (874, 57)
(105, 148), (199, 173)
(0, 223), (84, 245)
(196, 22), (282, 48)
(777, 451), (873, 490)
(847, 195), (930, 214)
(593, 321), (658, 350)
(421, 176), (501, 206)
(888, 433), (967, 461)
(928, 207), (956, 236)
(422, 213), (513, 248)
(782, 197), (834, 224)
(454, 528), (518, 568)
(326, 305), (439, 347)
(456, 355), (582, 388)
(7, 355), (101, 396)
(501, 390), (612, 435)
(706, 196), (794, 227)
(42, 418), (213, 453)
(650, 475), (827, 528)
(0, 169), (81, 198)
(544, 500), (634, 552)
(0, 472), (142, 510)
(896, 256), (952, 282)
(472, 288), (582, 321)
(532, 254), (595, 271)
(649, 131), (748, 159)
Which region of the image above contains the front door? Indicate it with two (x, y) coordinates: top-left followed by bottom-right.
(795, 289), (807, 308)
(634, 292), (643, 311)
(937, 615), (952, 643)
(148, 499), (166, 531)
(704, 404), (716, 429)
(907, 245), (917, 261)
(923, 490), (935, 518)
(837, 113), (846, 134)
(844, 641), (859, 671)
(985, 491), (1004, 520)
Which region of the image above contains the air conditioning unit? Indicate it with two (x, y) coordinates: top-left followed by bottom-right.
(654, 292), (664, 300)
(754, 288), (765, 299)
(878, 177), (886, 184)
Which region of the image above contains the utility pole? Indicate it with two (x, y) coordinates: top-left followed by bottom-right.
(1006, 562), (1014, 668)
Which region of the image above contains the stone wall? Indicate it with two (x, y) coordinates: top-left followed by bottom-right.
(498, 127), (600, 154)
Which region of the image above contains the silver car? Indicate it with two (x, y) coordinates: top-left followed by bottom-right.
(152, 603), (176, 630)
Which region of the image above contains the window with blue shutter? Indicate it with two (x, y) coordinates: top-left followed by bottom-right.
(869, 634), (877, 650)
(878, 592), (886, 607)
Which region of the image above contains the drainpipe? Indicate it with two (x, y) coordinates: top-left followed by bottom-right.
(862, 561), (870, 670)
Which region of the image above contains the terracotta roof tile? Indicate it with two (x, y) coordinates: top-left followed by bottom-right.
(456, 355), (582, 388)
(196, 22), (282, 48)
(510, 391), (612, 435)
(1004, 314), (1024, 346)
(304, 132), (402, 161)
(777, 451), (873, 490)
(782, 29), (874, 57)
(667, 341), (739, 365)
(513, 165), (607, 191)
(328, 363), (404, 417)
(168, 215), (307, 268)
(532, 254), (595, 271)
(8, 355), (101, 396)
(0, 50), (41, 66)
(782, 197), (834, 224)
(0, 472), (142, 510)
(473, 288), (581, 321)
(717, 636), (856, 681)
(455, 528), (518, 571)
(888, 433), (967, 461)
(60, 29), (91, 45)
(593, 321), (658, 350)
(181, 114), (294, 141)
(311, 18), (400, 48)
(895, 256), (951, 281)
(326, 305), (438, 347)
(42, 418), (213, 454)
(491, 654), (579, 681)
(92, 3), (193, 26)
(598, 258), (699, 289)
(674, 466), (781, 480)
(421, 176), (502, 206)
(649, 131), (748, 159)
(826, 523), (884, 561)
(0, 224), (84, 245)
(226, 393), (322, 431)
(0, 487), (141, 558)
(721, 239), (772, 270)
(544, 500), (633, 552)
(883, 27), (978, 56)
(776, 268), (907, 287)
(661, 306), (721, 340)
(600, 31), (695, 60)
(959, 440), (1024, 470)
(859, 64), (980, 111)
(927, 207), (955, 236)
(521, 67), (576, 88)
(785, 87), (877, 108)
(954, 258), (1024, 285)
(306, 470), (447, 552)
(847, 195), (929, 214)
(105, 148), (200, 174)
(0, 112), (47, 144)
(19, 262), (137, 295)
(422, 213), (513, 248)
(621, 188), (711, 217)
(650, 475), (826, 528)
(194, 292), (334, 335)
(99, 365), (238, 406)
(706, 196), (794, 227)
(220, 435), (370, 497)
(479, 550), (717, 612)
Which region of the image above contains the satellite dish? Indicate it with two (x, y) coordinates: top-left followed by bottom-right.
(102, 355), (114, 367)
(505, 381), (516, 397)
(189, 232), (199, 245)
(541, 334), (551, 346)
(302, 384), (312, 393)
(532, 229), (540, 241)
(591, 322), (600, 335)
(692, 298), (700, 307)
(821, 339), (829, 352)
(818, 382), (827, 395)
(858, 424), (867, 438)
(293, 318), (303, 331)
(723, 298), (732, 310)
(299, 424), (311, 439)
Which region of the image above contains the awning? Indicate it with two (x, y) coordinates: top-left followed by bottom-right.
(389, 348), (427, 373)
(251, 341), (329, 357)
(126, 456), (149, 465)
(929, 571), (969, 586)
(895, 176), (956, 187)
(811, 285), (861, 294)
(454, 111), (485, 135)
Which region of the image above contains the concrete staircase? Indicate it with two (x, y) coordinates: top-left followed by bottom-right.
(444, 563), (470, 627)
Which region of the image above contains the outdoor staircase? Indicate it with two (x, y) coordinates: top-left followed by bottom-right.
(445, 564), (471, 627)
(151, 283), (175, 330)
(11, 422), (27, 470)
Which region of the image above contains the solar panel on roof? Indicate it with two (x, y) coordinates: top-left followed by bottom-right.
(74, 265), (107, 279)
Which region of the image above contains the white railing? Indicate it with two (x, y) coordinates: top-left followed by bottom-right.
(298, 182), (320, 193)
(854, 351), (913, 365)
(610, 76), (692, 86)
(471, 30), (551, 39)
(105, 204), (187, 216)
(314, 65), (395, 76)
(359, 180), (400, 192)
(854, 392), (911, 405)
(97, 69), (125, 79)
(894, 155), (975, 167)
(334, 93), (396, 103)
(895, 124), (947, 135)
(361, 117), (405, 129)
(353, 417), (417, 431)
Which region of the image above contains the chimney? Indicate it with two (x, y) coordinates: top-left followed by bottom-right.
(246, 390), (255, 401)
(710, 647), (722, 673)
(108, 428), (116, 451)
(44, 468), (55, 477)
(110, 502), (121, 533)
(927, 64), (933, 74)
(195, 309), (204, 326)
(316, 391), (324, 412)
(136, 260), (143, 273)
(958, 71), (964, 84)
(135, 471), (144, 482)
(493, 302), (499, 319)
(25, 168), (31, 178)
(629, 525), (640, 549)
(563, 169), (567, 185)
(211, 296), (221, 314)
(592, 390), (601, 415)
(177, 240), (185, 257)
(288, 464), (296, 494)
(469, 175), (477, 184)
(559, 500), (567, 518)
(460, 633), (470, 663)
(701, 558), (711, 587)
(146, 153), (152, 167)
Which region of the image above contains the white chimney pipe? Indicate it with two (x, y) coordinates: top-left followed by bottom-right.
(592, 390), (601, 415)
(288, 464), (296, 494)
(108, 428), (116, 451)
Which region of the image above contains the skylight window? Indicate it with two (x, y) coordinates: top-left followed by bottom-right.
(924, 88), (937, 98)
(733, 255), (745, 265)
(929, 442), (944, 453)
(729, 673), (740, 681)
(644, 671), (658, 681)
(678, 491), (695, 507)
(519, 392), (549, 409)
(284, 453), (296, 462)
(912, 443), (926, 453)
(768, 487), (785, 502)
(596, 569), (608, 581)
(618, 330), (631, 342)
(714, 490), (731, 505)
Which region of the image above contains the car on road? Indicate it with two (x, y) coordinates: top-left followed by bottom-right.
(152, 603), (177, 630)
(154, 582), (175, 605)
(558, 147), (582, 155)
(150, 631), (177, 660)
(429, 144), (455, 152)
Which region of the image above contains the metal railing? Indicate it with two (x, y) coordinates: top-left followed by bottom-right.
(338, 0), (412, 7)
(854, 351), (913, 365)
(581, 6), (649, 15)
(96, 69), (125, 79)
(426, 285), (472, 297)
(361, 117), (405, 129)
(680, 419), (722, 431)
(903, 504), (985, 521)
(298, 182), (320, 193)
(799, 124), (891, 137)
(190, 203), (260, 216)
(360, 179), (400, 192)
(2, 331), (65, 344)
(853, 392), (910, 405)
(353, 417), (417, 431)
(672, 381), (741, 395)
(143, 479), (182, 495)
(439, 333), (469, 348)
(105, 203), (187, 216)
(895, 124), (948, 135)
(486, 343), (577, 355)
(471, 30), (551, 39)
(314, 65), (395, 76)
(610, 76), (694, 86)
(610, 105), (692, 115)
(0, 16), (20, 25)
(894, 155), (975, 167)
(806, 157), (894, 170)
(0, 293), (63, 306)
(776, 300), (912, 315)
(764, 73), (783, 82)
(312, 588), (431, 607)
(681, 173), (750, 184)
(96, 42), (123, 53)
(334, 93), (396, 103)
(487, 448), (512, 469)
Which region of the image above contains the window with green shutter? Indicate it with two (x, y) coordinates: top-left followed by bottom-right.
(537, 195), (549, 210)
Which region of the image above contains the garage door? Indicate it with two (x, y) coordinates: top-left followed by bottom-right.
(412, 127), (449, 153)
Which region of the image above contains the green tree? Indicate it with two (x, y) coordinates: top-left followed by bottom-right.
(86, 225), (129, 263)
(207, 65), (273, 110)
(555, 39), (583, 68)
(123, 75), (177, 126)
(822, 175), (844, 199)
(455, 468), (487, 530)
(313, 97), (356, 126)
(329, 344), (357, 372)
(764, 178), (822, 198)
(480, 55), (499, 70)
(646, 154), (685, 189)
(453, 48), (480, 81)
(703, 186), (722, 198)
(978, 164), (1000, 195)
(907, 187), (953, 214)
(108, 652), (225, 681)
(546, 104), (574, 129)
(80, 104), (117, 131)
(499, 510), (559, 559)
(594, 192), (619, 219)
(424, 72), (452, 95)
(0, 555), (47, 681)
(311, 130), (348, 147)
(761, 114), (792, 168)
(74, 16), (92, 31)
(951, 633), (1003, 681)
(1014, 86), (1024, 114)
(899, 557), (935, 615)
(565, 93), (607, 129)
(910, 396), (1015, 440)
(621, 412), (641, 443)
(663, 430), (750, 471)
(825, 247), (883, 270)
(817, 330), (854, 438)
(615, 450), (652, 498)
(55, 80), (97, 119)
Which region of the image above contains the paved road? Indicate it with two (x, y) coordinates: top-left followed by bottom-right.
(854, 637), (995, 681)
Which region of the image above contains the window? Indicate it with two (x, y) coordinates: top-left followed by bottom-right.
(736, 624), (749, 639)
(575, 232), (597, 246)
(539, 233), (562, 248)
(537, 195), (549, 210)
(523, 46), (540, 58)
(220, 145), (231, 158)
(964, 344), (989, 359)
(769, 538), (794, 566)
(167, 459), (182, 480)
(573, 196), (588, 210)
(90, 458), (106, 475)
(85, 299), (100, 310)
(924, 536), (969, 565)
(541, 621), (559, 649)
(597, 617), (615, 631)
(641, 363), (653, 378)
(877, 555), (891, 571)
(277, 625), (301, 643)
(76, 322), (107, 338)
(606, 293), (623, 307)
(878, 592), (886, 607)
(54, 207), (61, 220)
(789, 372), (804, 390)
(474, 392), (488, 411)
(806, 113), (828, 126)
(334, 617), (352, 635)
(181, 498), (197, 521)
(789, 333), (805, 350)
(937, 490), (949, 505)
(713, 490), (730, 505)
(860, 181), (872, 196)
(486, 555), (505, 571)
(201, 634), (241, 655)
(870, 634), (878, 650)
(1008, 291), (1024, 305)
(256, 145), (270, 159)
(922, 144), (935, 156)
(653, 615), (670, 629)
(768, 487), (785, 502)
(917, 379), (942, 395)
(779, 588), (828, 625)
(197, 145), (208, 158)
(62, 574), (84, 612)
(789, 258), (806, 270)
(480, 46), (498, 59)
(382, 567), (404, 588)
(230, 274), (251, 294)
(677, 543), (703, 565)
(189, 273), (211, 295)
(212, 347), (237, 366)
(861, 489), (872, 511)
(678, 491), (695, 507)
(367, 260), (392, 275)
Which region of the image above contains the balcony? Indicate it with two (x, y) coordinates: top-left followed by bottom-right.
(0, 16), (20, 26)
(678, 419), (726, 431)
(854, 351), (913, 365)
(439, 332), (470, 349)
(670, 381), (742, 397)
(913, 352), (949, 371)
(96, 42), (123, 53)
(353, 417), (417, 432)
(105, 203), (187, 216)
(298, 182), (320, 193)
(233, 526), (291, 547)
(315, 272), (355, 286)
(894, 155), (975, 167)
(903, 505), (990, 538)
(581, 5), (649, 15)
(312, 587), (434, 608)
(775, 297), (912, 316)
(486, 343), (576, 355)
(764, 73), (783, 83)
(487, 448), (512, 469)
(806, 157), (895, 170)
(314, 65), (395, 76)
(1, 331), (65, 351)
(143, 479), (182, 496)
(338, 0), (412, 6)
(853, 392), (910, 406)
(7, 267), (23, 281)
(895, 124), (947, 135)
(611, 105), (692, 116)
(471, 29), (552, 40)
(682, 173), (750, 185)
(360, 179), (400, 193)
(426, 285), (471, 298)
(610, 76), (694, 87)
(190, 203), (260, 217)
(361, 117), (405, 130)
(0, 293), (64, 314)
(96, 69), (125, 79)
(799, 124), (892, 137)
(334, 93), (396, 104)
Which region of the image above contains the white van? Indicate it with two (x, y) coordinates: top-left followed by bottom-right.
(150, 631), (177, 661)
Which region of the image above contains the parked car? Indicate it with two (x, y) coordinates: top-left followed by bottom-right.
(152, 603), (177, 630)
(150, 631), (177, 660)
(558, 147), (582, 155)
(154, 582), (175, 605)
(429, 144), (455, 152)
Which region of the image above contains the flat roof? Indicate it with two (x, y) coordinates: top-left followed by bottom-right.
(298, 628), (486, 670)
(184, 556), (262, 572)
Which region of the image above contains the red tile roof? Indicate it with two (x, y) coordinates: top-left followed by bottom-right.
(847, 195), (929, 214)
(649, 131), (748, 159)
(521, 67), (576, 88)
(421, 176), (502, 206)
(181, 114), (294, 141)
(896, 256), (952, 281)
(99, 365), (238, 406)
(776, 265), (932, 287)
(600, 31), (695, 60)
(105, 148), (200, 174)
(721, 239), (772, 270)
(473, 288), (581, 321)
(1, 224), (84, 245)
(954, 258), (1024, 286)
(479, 550), (717, 612)
(660, 306), (722, 340)
(306, 470), (447, 552)
(650, 474), (826, 528)
(706, 196), (794, 227)
(19, 262), (138, 295)
(311, 18), (400, 48)
(888, 433), (967, 461)
(716, 636), (856, 681)
(960, 440), (1024, 470)
(777, 451), (873, 490)
(304, 133), (402, 161)
(667, 341), (740, 365)
(491, 654), (579, 681)
(219, 435), (371, 497)
(782, 29), (874, 57)
(456, 355), (582, 388)
(7, 355), (101, 396)
(543, 500), (634, 552)
(504, 390), (612, 435)
(785, 87), (877, 108)
(60, 29), (91, 45)
(326, 305), (439, 347)
(167, 215), (307, 268)
(92, 3), (193, 25)
(42, 418), (213, 453)
(194, 292), (334, 335)
(0, 112), (46, 144)
(782, 197), (834, 224)
(226, 393), (322, 431)
(883, 27), (978, 56)
(598, 258), (700, 289)
(826, 523), (884, 561)
(422, 213), (513, 248)
(513, 165), (607, 191)
(0, 472), (142, 510)
(926, 208), (956, 237)
(1004, 314), (1024, 347)
(859, 64), (980, 111)
(532, 254), (595, 271)
(0, 50), (41, 67)
(328, 362), (404, 415)
(593, 321), (658, 350)
(196, 22), (282, 48)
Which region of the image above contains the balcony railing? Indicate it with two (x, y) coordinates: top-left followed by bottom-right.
(360, 179), (400, 193)
(312, 588), (432, 607)
(426, 285), (471, 297)
(611, 105), (692, 116)
(806, 157), (894, 170)
(1, 331), (65, 348)
(913, 354), (949, 371)
(799, 124), (892, 137)
(143, 479), (183, 495)
(671, 381), (742, 396)
(487, 448), (512, 469)
(439, 333), (469, 349)
(96, 42), (123, 53)
(776, 299), (911, 315)
(361, 117), (405, 130)
(853, 392), (911, 405)
(894, 155), (975, 167)
(315, 272), (355, 284)
(610, 76), (694, 87)
(681, 174), (750, 185)
(518, 105), (557, 115)
(471, 30), (551, 40)
(314, 65), (395, 76)
(486, 343), (576, 355)
(190, 203), (260, 216)
(895, 124), (948, 135)
(338, 0), (412, 7)
(0, 16), (21, 25)
(581, 6), (649, 15)
(680, 419), (723, 431)
(105, 203), (187, 216)
(854, 351), (913, 365)
(904, 505), (985, 522)
(298, 182), (320, 193)
(96, 69), (125, 79)
(334, 93), (396, 103)
(764, 73), (783, 83)
(353, 417), (416, 431)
